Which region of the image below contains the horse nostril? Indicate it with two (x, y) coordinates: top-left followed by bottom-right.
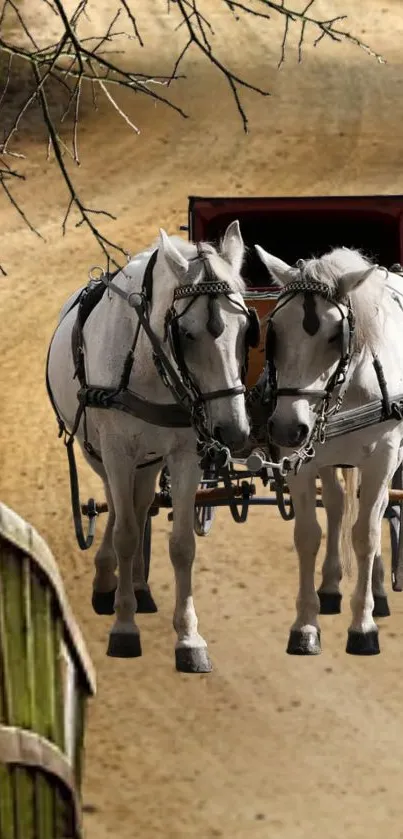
(267, 418), (309, 448)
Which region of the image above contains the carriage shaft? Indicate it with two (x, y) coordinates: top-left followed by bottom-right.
(81, 484), (256, 516)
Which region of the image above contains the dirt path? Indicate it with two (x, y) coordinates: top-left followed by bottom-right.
(2, 3), (403, 837)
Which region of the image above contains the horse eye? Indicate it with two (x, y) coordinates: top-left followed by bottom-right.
(328, 332), (340, 345)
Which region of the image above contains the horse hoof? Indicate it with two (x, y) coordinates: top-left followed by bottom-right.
(372, 595), (391, 618)
(107, 632), (142, 658)
(286, 629), (321, 656)
(346, 629), (380, 656)
(175, 646), (213, 673)
(92, 589), (116, 615)
(135, 588), (158, 613)
(318, 591), (342, 615)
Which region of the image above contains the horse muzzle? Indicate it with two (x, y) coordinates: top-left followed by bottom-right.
(213, 423), (250, 451)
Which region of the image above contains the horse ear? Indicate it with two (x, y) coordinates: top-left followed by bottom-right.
(159, 229), (188, 281)
(338, 265), (378, 298)
(221, 220), (245, 275)
(254, 245), (292, 286)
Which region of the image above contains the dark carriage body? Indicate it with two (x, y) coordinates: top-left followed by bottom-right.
(188, 193), (403, 280)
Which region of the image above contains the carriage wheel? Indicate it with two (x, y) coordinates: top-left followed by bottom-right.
(194, 470), (217, 537)
(143, 514), (152, 583)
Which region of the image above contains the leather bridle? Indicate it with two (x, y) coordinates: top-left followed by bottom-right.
(162, 244), (260, 423)
(265, 278), (356, 452)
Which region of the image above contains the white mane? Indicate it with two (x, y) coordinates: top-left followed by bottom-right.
(299, 247), (374, 286)
(294, 247), (385, 351)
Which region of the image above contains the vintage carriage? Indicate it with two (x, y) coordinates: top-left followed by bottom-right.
(75, 193), (403, 604)
(0, 502), (96, 838)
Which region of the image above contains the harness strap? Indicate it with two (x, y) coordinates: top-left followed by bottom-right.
(66, 433), (97, 550)
(143, 248), (158, 303)
(372, 354), (391, 417)
(101, 273), (194, 410)
(325, 391), (403, 438)
(71, 281), (108, 387)
(78, 386), (192, 428)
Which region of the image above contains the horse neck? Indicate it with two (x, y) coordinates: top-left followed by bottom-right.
(346, 290), (403, 407)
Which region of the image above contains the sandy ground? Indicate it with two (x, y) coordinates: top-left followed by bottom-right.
(3, 2), (403, 837)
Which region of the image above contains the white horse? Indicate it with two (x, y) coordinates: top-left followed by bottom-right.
(47, 223), (252, 671)
(255, 244), (403, 655)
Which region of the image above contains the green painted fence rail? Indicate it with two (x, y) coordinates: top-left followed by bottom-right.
(0, 502), (96, 839)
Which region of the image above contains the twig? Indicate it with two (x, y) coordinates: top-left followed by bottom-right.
(94, 72), (140, 135)
(42, 0), (58, 15)
(174, 0), (270, 132)
(119, 0), (144, 47)
(7, 0), (39, 51)
(32, 64), (128, 265)
(278, 14), (290, 68)
(0, 52), (12, 109)
(1, 174), (43, 238)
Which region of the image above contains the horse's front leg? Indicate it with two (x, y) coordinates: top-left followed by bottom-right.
(102, 446), (142, 658)
(371, 496), (391, 617)
(317, 467), (344, 615)
(82, 450), (118, 616)
(287, 470), (322, 655)
(317, 469), (390, 619)
(92, 478), (118, 616)
(131, 462), (161, 614)
(347, 449), (397, 655)
(167, 452), (211, 673)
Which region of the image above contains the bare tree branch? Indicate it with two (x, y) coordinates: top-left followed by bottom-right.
(173, 0), (270, 131)
(0, 163), (43, 245)
(118, 0), (144, 47)
(0, 0), (385, 272)
(32, 62), (129, 267)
